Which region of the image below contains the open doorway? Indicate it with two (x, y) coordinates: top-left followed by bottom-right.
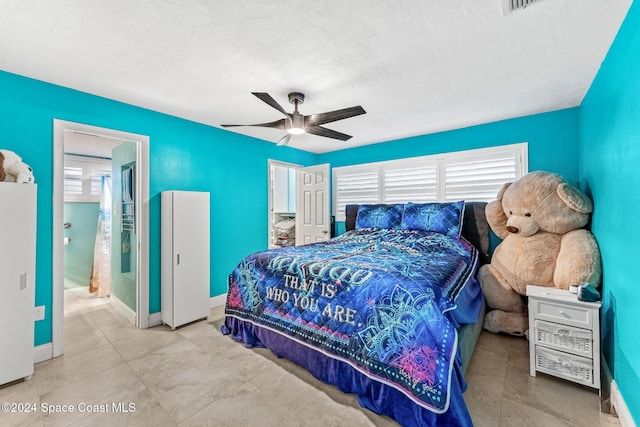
(52, 120), (150, 359)
(268, 160), (299, 249)
(62, 145), (114, 316)
(62, 134), (140, 319)
(268, 160), (331, 249)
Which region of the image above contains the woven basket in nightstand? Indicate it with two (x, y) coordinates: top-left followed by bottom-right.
(534, 319), (592, 356)
(535, 346), (593, 384)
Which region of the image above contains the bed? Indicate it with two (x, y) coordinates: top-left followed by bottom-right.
(222, 201), (489, 426)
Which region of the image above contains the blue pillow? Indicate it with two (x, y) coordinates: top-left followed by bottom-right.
(401, 201), (465, 236)
(356, 204), (404, 230)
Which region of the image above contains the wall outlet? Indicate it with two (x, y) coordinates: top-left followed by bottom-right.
(34, 305), (45, 321)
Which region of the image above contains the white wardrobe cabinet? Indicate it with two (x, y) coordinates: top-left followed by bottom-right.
(161, 191), (210, 330)
(0, 183), (37, 386)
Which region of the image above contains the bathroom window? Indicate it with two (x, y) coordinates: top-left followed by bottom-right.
(64, 154), (112, 202)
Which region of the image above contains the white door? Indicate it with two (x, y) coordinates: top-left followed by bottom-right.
(296, 163), (330, 245)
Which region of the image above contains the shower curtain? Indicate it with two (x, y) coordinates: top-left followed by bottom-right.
(89, 176), (112, 297)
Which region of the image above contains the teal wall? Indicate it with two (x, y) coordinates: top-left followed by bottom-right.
(0, 70), (317, 346)
(319, 108), (581, 234)
(579, 1), (639, 423)
(319, 108), (579, 179)
(63, 202), (99, 287)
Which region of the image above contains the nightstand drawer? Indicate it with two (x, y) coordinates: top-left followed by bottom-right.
(535, 346), (593, 387)
(532, 299), (592, 329)
(534, 319), (592, 357)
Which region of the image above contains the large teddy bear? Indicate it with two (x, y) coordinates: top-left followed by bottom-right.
(0, 149), (35, 183)
(479, 171), (601, 336)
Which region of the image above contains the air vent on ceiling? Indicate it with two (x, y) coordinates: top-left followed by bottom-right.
(502, 0), (543, 15)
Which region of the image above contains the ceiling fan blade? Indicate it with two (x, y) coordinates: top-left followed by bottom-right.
(252, 92), (291, 119)
(305, 126), (352, 141)
(221, 119), (286, 130)
(276, 134), (293, 147)
(304, 106), (366, 128)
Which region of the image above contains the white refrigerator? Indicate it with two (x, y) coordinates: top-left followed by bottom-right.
(161, 191), (210, 329)
(0, 183), (37, 385)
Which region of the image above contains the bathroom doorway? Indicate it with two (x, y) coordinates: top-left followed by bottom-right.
(62, 141), (115, 316)
(52, 120), (150, 358)
(268, 160), (299, 249)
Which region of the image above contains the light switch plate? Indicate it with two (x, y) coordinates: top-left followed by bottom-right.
(34, 305), (45, 321)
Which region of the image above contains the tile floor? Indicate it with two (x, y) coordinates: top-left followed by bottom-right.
(0, 288), (622, 426)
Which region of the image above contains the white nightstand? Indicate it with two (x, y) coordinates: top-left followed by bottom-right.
(526, 285), (601, 389)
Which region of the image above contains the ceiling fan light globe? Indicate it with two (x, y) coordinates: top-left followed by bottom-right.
(287, 127), (305, 135)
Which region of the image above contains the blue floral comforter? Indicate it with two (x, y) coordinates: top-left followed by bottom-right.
(224, 228), (478, 413)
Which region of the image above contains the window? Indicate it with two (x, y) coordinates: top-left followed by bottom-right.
(333, 166), (380, 219)
(332, 143), (527, 221)
(64, 155), (112, 202)
(382, 162), (438, 204)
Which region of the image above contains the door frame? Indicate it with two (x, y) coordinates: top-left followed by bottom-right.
(52, 119), (150, 358)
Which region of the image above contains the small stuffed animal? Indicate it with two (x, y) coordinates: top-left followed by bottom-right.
(0, 149), (35, 183)
(479, 171), (601, 336)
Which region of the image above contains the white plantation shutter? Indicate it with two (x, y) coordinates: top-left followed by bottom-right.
(443, 148), (522, 202)
(382, 162), (438, 204)
(333, 143), (527, 221)
(64, 166), (84, 196)
(334, 167), (379, 221)
(89, 165), (112, 198)
(64, 155), (112, 202)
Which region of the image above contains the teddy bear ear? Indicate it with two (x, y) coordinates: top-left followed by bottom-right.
(557, 183), (593, 213)
(496, 181), (512, 202)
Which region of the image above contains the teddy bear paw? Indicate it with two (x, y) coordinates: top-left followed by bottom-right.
(484, 310), (528, 337)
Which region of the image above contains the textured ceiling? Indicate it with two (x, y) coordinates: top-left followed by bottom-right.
(0, 1), (632, 154)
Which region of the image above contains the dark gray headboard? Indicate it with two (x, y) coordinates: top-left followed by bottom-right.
(345, 202), (490, 264)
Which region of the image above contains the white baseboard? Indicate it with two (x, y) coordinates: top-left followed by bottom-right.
(210, 293), (227, 307)
(109, 294), (136, 326)
(34, 343), (53, 364)
(612, 380), (637, 427)
(603, 355), (636, 427)
(148, 311), (162, 328)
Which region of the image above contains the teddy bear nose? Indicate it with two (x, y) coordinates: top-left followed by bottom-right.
(507, 225), (519, 234)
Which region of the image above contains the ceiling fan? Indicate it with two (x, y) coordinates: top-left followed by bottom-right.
(221, 92), (366, 147)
